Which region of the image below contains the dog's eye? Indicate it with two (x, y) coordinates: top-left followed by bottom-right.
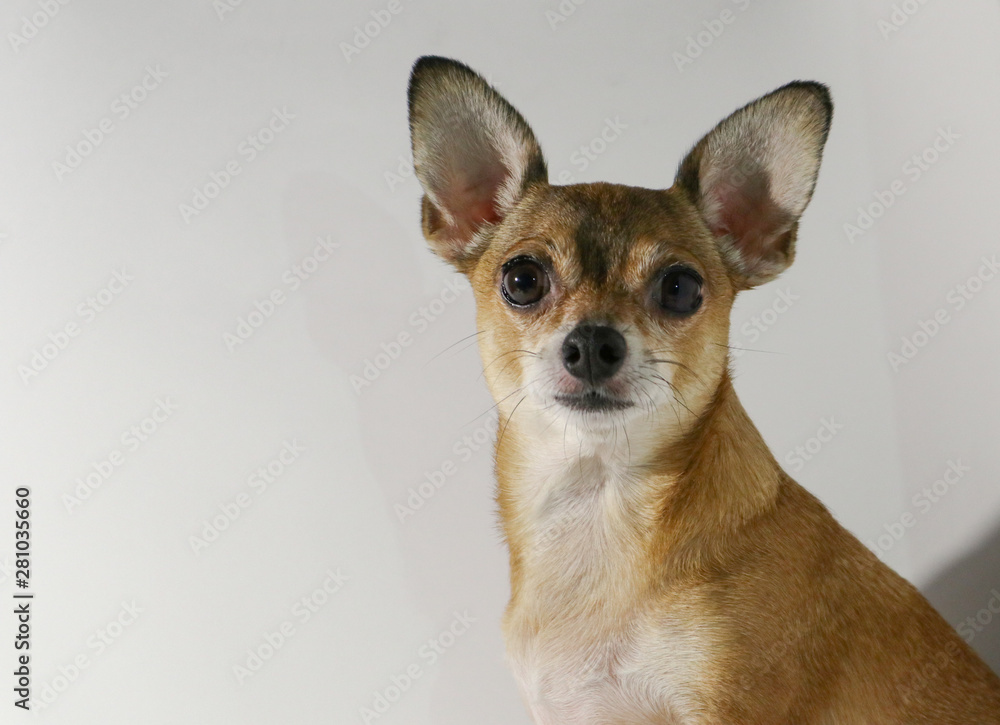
(501, 257), (549, 307)
(656, 267), (703, 315)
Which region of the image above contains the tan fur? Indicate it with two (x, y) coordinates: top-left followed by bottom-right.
(408, 56), (1000, 723)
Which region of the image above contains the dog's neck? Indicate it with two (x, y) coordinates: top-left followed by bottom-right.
(495, 372), (783, 614)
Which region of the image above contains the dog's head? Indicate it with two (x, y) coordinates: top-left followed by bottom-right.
(408, 56), (831, 448)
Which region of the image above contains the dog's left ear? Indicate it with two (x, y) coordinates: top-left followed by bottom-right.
(675, 82), (832, 288)
(408, 56), (547, 271)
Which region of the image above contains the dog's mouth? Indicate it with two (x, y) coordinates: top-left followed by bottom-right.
(554, 390), (634, 412)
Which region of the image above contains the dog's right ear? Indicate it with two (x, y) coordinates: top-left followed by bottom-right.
(408, 56), (547, 270)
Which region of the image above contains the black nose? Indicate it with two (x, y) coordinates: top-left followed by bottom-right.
(561, 324), (627, 383)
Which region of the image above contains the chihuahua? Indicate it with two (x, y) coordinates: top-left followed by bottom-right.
(407, 56), (1000, 724)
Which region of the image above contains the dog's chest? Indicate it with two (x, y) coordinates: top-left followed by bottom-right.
(503, 457), (696, 724)
(506, 613), (686, 725)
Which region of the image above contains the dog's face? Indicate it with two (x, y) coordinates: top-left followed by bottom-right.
(464, 182), (733, 438)
(408, 57), (831, 444)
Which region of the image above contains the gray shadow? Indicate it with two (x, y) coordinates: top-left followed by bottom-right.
(921, 523), (1000, 674)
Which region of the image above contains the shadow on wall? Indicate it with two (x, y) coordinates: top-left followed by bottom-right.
(922, 523), (1000, 674)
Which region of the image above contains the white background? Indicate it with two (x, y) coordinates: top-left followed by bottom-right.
(0, 1), (998, 723)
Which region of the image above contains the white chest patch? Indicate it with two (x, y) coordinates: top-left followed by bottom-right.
(503, 449), (705, 724)
(507, 624), (671, 724)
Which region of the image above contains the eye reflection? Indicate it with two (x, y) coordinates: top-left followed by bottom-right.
(656, 267), (703, 315)
(501, 257), (549, 307)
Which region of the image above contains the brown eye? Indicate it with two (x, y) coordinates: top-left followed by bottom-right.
(656, 266), (703, 315)
(501, 257), (549, 307)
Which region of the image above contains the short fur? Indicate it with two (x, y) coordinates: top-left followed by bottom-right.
(408, 55), (1000, 724)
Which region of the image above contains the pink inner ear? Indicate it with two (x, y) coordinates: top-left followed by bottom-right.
(446, 167), (505, 234)
(708, 172), (792, 263)
(466, 194), (501, 227)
